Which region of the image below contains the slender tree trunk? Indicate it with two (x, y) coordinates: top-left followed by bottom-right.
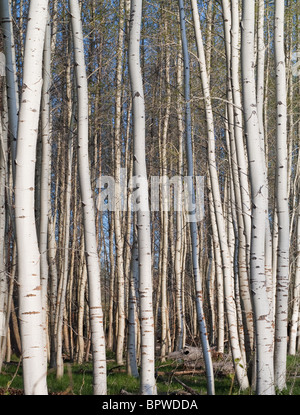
(241, 0), (275, 395)
(48, 217), (58, 368)
(127, 238), (139, 378)
(14, 0), (49, 395)
(70, 0), (107, 395)
(0, 66), (8, 371)
(40, 11), (51, 363)
(0, 0), (19, 182)
(180, 0), (215, 395)
(289, 203), (300, 355)
(56, 130), (73, 379)
(191, 0), (248, 391)
(114, 0), (126, 366)
(107, 213), (115, 351)
(129, 0), (156, 395)
(207, 173), (224, 354)
(274, 0), (289, 391)
(228, 0), (254, 363)
(160, 27), (171, 360)
(174, 44), (185, 351)
(77, 236), (88, 364)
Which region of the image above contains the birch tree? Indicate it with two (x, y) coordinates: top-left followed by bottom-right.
(14, 0), (49, 395)
(128, 0), (156, 395)
(274, 0), (289, 391)
(114, 0), (126, 366)
(191, 0), (249, 391)
(69, 0), (107, 395)
(179, 0), (215, 395)
(241, 0), (275, 395)
(174, 43), (185, 351)
(0, 0), (19, 180)
(0, 48), (8, 371)
(40, 12), (51, 365)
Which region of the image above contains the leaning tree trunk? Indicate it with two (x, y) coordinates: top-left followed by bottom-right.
(14, 0), (49, 395)
(179, 0), (215, 396)
(69, 0), (107, 395)
(191, 0), (249, 391)
(128, 0), (157, 395)
(0, 56), (8, 371)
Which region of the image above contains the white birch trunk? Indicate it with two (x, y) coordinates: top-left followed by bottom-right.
(77, 238), (87, 364)
(56, 134), (73, 379)
(69, 0), (107, 395)
(129, 0), (157, 395)
(191, 0), (248, 391)
(0, 0), (19, 180)
(127, 239), (139, 378)
(207, 173), (224, 354)
(241, 0), (275, 395)
(180, 0), (215, 395)
(174, 45), (185, 351)
(40, 12), (51, 362)
(48, 217), (58, 368)
(0, 71), (8, 365)
(274, 0), (289, 391)
(14, 0), (49, 395)
(114, 0), (126, 366)
(256, 0), (274, 324)
(160, 35), (171, 360)
(289, 206), (300, 355)
(223, 1), (254, 361)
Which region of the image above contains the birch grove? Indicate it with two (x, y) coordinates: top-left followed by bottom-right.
(0, 0), (299, 396)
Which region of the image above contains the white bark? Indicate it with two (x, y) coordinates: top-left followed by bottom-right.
(160, 33), (171, 360)
(241, 0), (275, 395)
(40, 12), (51, 363)
(207, 173), (224, 354)
(129, 0), (157, 395)
(48, 217), (58, 368)
(114, 0), (126, 366)
(56, 130), (73, 379)
(289, 206), (300, 355)
(0, 0), (19, 180)
(77, 238), (87, 364)
(274, 0), (289, 391)
(225, 0), (254, 361)
(14, 0), (49, 395)
(70, 0), (107, 395)
(127, 239), (139, 378)
(174, 45), (184, 351)
(191, 0), (248, 391)
(256, 0), (274, 319)
(180, 0), (215, 395)
(0, 73), (8, 366)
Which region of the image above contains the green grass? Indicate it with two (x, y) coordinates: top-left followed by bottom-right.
(278, 354), (300, 395)
(0, 353), (300, 395)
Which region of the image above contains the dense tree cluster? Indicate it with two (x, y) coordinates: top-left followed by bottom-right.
(0, 0), (299, 395)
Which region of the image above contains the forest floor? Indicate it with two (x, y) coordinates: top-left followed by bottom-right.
(0, 351), (300, 395)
